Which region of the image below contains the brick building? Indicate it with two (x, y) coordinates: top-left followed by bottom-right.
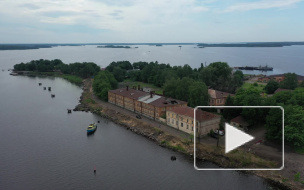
(108, 86), (187, 120)
(208, 89), (234, 106)
(166, 106), (220, 137)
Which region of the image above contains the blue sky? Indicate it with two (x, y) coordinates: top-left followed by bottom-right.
(0, 0), (303, 43)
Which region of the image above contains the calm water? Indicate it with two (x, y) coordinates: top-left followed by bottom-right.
(0, 45), (304, 75)
(0, 70), (271, 189)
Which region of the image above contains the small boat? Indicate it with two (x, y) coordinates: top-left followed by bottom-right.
(87, 123), (97, 134)
(10, 72), (18, 76)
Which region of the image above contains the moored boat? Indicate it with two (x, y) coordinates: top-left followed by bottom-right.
(87, 123), (97, 134)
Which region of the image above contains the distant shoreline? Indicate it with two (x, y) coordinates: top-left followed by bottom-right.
(1, 42), (304, 50)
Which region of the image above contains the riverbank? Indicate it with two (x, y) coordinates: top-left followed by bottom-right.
(75, 78), (302, 190)
(17, 71), (83, 85)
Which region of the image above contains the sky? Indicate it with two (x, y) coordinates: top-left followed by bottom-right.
(0, 0), (303, 43)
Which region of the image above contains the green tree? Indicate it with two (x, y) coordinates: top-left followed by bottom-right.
(280, 73), (298, 90)
(93, 71), (118, 101)
(234, 87), (263, 124)
(222, 95), (240, 120)
(113, 66), (126, 82)
(265, 108), (283, 142)
(273, 91), (294, 105)
(284, 105), (304, 148)
(175, 77), (194, 101)
(188, 81), (208, 107)
(264, 79), (279, 94)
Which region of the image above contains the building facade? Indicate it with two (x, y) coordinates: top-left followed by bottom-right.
(166, 106), (220, 137)
(108, 86), (187, 120)
(208, 89), (233, 106)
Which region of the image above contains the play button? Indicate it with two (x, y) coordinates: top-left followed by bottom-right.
(225, 123), (255, 154)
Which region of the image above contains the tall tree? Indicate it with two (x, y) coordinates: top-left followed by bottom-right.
(264, 79), (279, 94)
(188, 81), (208, 107)
(280, 73), (298, 90)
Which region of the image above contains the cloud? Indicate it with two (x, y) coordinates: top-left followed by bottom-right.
(20, 3), (40, 10)
(224, 0), (302, 12)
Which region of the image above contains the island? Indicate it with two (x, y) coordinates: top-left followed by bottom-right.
(97, 45), (131, 48)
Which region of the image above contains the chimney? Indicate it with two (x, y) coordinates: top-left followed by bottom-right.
(150, 91), (153, 98)
(126, 85), (129, 91)
(138, 85), (140, 90)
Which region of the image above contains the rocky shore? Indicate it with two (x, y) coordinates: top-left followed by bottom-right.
(73, 78), (301, 190)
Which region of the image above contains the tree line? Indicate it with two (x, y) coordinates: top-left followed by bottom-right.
(13, 59), (100, 78)
(105, 61), (244, 94)
(264, 73), (304, 94)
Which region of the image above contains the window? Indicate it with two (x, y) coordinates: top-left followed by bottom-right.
(196, 127), (198, 132)
(187, 125), (189, 129)
(181, 123), (183, 127)
(191, 127), (193, 131)
(176, 121), (178, 125)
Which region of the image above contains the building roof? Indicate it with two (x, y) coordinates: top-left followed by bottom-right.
(109, 87), (187, 107)
(109, 88), (149, 100)
(208, 89), (234, 99)
(138, 94), (162, 104)
(168, 106), (220, 122)
(230, 116), (249, 127)
(149, 96), (187, 108)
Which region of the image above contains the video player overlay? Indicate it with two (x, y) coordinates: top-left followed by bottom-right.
(194, 106), (284, 170)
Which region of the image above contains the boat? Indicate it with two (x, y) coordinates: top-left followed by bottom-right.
(87, 123), (97, 134)
(9, 72), (18, 76)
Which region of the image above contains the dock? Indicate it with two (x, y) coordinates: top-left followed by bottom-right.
(234, 65), (273, 71)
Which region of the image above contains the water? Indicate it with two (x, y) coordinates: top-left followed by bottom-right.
(0, 45), (304, 75)
(0, 71), (270, 189)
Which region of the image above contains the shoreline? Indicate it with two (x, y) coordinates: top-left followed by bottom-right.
(74, 78), (301, 190)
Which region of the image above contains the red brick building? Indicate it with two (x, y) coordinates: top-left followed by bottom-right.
(208, 89), (234, 106)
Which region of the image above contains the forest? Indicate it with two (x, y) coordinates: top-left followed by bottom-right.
(13, 59), (100, 78)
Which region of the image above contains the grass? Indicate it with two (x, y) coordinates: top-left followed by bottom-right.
(120, 80), (163, 94)
(161, 140), (186, 152)
(241, 82), (266, 93)
(294, 172), (301, 182)
(60, 74), (83, 85)
(85, 98), (96, 104)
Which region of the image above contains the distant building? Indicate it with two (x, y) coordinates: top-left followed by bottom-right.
(258, 74), (304, 83)
(108, 86), (187, 120)
(166, 106), (220, 137)
(230, 116), (249, 131)
(208, 89), (234, 106)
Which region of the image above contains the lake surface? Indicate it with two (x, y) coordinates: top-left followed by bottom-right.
(0, 70), (271, 189)
(0, 45), (304, 75)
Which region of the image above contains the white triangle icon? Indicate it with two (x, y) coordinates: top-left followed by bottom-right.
(225, 123), (255, 154)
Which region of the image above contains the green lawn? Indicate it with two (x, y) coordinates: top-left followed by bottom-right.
(241, 82), (266, 93)
(120, 80), (163, 94)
